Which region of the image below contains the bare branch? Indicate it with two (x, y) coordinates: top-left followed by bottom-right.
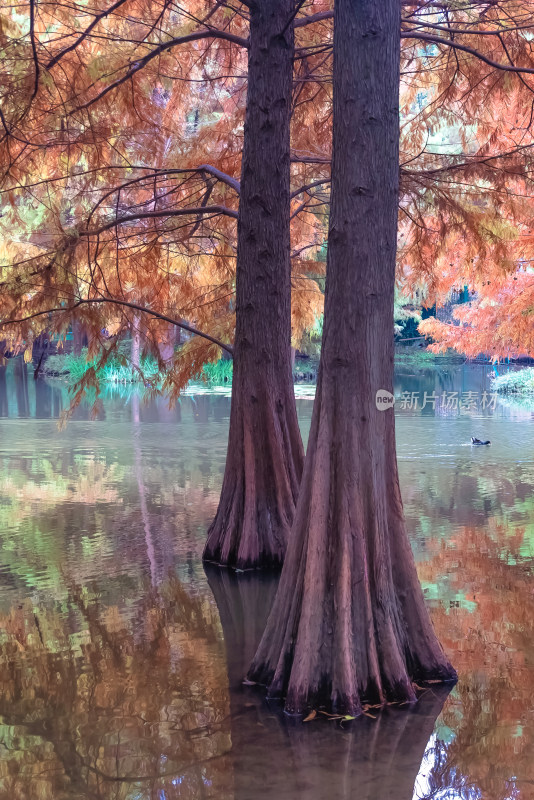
(1, 299), (234, 356)
(71, 29), (249, 113)
(81, 205), (238, 238)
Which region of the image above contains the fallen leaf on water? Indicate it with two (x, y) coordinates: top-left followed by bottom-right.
(242, 679), (257, 686)
(303, 710), (317, 722)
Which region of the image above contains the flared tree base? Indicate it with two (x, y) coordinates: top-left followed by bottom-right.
(247, 368), (457, 716)
(204, 377), (303, 570)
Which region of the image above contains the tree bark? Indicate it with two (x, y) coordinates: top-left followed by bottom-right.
(248, 0), (456, 714)
(131, 311), (141, 372)
(72, 319), (86, 357)
(203, 1), (304, 570)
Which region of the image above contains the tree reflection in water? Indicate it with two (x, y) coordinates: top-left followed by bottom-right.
(0, 565), (455, 800)
(1, 363), (533, 798)
(419, 519), (534, 800)
(0, 578), (232, 799)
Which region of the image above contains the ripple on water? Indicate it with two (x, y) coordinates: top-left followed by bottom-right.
(0, 363), (533, 798)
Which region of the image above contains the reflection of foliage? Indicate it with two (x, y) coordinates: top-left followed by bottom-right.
(0, 578), (232, 800)
(0, 417), (224, 603)
(419, 520), (534, 800)
(416, 734), (481, 800)
(0, 456), (126, 598)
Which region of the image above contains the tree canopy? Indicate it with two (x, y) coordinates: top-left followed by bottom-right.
(3, 1), (534, 375)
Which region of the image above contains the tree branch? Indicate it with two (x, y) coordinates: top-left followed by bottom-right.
(29, 0), (40, 100)
(197, 164), (240, 194)
(71, 29), (249, 113)
(290, 151), (330, 164)
(81, 205), (238, 237)
(291, 179), (330, 199)
(403, 19), (534, 37)
(1, 299), (234, 356)
(294, 10), (333, 29)
(294, 11), (534, 78)
(45, 0), (131, 70)
(401, 31), (534, 75)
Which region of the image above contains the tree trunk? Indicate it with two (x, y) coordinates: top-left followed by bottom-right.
(203, 1), (304, 570)
(131, 312), (141, 372)
(247, 0), (456, 714)
(72, 319), (86, 357)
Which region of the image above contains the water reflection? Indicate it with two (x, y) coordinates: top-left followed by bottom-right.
(0, 368), (8, 417)
(0, 568), (451, 800)
(0, 359), (533, 798)
(419, 519), (534, 798)
(0, 579), (232, 799)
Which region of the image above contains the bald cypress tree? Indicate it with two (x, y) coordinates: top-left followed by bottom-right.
(248, 0), (456, 715)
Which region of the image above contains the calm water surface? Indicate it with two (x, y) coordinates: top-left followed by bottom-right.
(0, 361), (533, 800)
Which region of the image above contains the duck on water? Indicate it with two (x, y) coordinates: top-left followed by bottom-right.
(471, 437), (491, 446)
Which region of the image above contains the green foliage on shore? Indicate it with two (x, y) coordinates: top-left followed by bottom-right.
(42, 349), (234, 387)
(394, 347), (464, 367)
(43, 349), (160, 384)
(200, 359), (233, 386)
(492, 368), (534, 395)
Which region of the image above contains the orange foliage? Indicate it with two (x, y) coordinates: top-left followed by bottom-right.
(0, 0), (327, 396)
(3, 1), (534, 371)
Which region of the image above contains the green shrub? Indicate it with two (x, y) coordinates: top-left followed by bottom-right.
(200, 359), (233, 386)
(492, 368), (534, 395)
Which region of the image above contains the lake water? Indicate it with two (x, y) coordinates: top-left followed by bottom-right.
(0, 360), (533, 800)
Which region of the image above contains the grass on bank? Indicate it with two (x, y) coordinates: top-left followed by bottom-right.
(393, 346), (465, 367)
(43, 349), (234, 387)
